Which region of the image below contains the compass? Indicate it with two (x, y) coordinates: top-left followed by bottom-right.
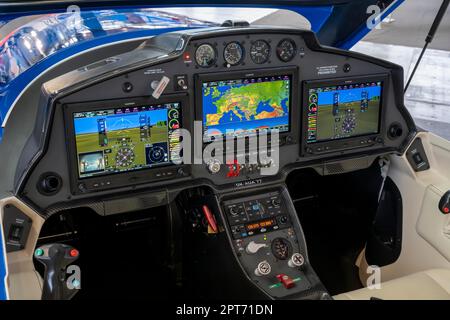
(148, 146), (166, 163)
(342, 109), (357, 134)
(115, 147), (135, 167)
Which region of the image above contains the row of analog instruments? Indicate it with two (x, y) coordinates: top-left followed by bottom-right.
(195, 38), (297, 68)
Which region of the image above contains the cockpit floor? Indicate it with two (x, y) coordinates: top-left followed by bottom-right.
(287, 165), (382, 295)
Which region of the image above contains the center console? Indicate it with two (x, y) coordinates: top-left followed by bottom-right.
(221, 188), (329, 299)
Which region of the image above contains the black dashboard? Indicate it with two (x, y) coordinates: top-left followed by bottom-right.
(14, 26), (415, 214)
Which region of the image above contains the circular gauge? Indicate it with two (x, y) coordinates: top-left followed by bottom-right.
(342, 110), (357, 134)
(168, 119), (180, 129)
(271, 238), (292, 260)
(148, 146), (165, 163)
(276, 39), (297, 62)
(223, 42), (244, 66)
(250, 40), (271, 64)
(168, 108), (179, 119)
(115, 147), (135, 167)
(308, 103), (318, 112)
(195, 44), (216, 68)
(309, 94), (318, 104)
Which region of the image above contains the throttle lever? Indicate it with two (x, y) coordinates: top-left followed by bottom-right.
(34, 243), (80, 300)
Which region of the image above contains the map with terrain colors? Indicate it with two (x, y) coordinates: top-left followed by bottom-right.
(202, 76), (290, 140)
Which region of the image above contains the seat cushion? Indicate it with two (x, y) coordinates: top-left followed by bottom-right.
(334, 269), (450, 300)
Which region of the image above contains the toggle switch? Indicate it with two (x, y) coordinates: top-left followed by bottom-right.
(8, 225), (23, 242)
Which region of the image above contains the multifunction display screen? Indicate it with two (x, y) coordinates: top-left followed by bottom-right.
(202, 75), (291, 142)
(306, 81), (382, 143)
(73, 103), (182, 179)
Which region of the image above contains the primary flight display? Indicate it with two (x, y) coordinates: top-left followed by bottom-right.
(306, 81), (382, 143)
(73, 103), (182, 178)
(202, 75), (291, 142)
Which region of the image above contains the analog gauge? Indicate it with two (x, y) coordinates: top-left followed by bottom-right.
(250, 40), (271, 64)
(309, 93), (318, 104)
(168, 108), (179, 119)
(224, 41), (244, 66)
(195, 44), (216, 68)
(168, 119), (180, 129)
(115, 147), (135, 167)
(276, 39), (297, 62)
(271, 238), (292, 260)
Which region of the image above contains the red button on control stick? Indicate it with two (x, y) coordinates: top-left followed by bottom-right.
(276, 274), (295, 289)
(69, 249), (79, 257)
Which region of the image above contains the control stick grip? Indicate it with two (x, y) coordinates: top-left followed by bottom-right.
(34, 243), (80, 300)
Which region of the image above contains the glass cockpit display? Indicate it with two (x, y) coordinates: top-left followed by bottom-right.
(73, 103), (182, 178)
(202, 75), (291, 142)
(306, 81), (382, 143)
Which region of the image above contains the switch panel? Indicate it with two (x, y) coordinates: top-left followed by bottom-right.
(2, 204), (33, 252)
(222, 191), (312, 298)
(224, 192), (289, 239)
(406, 138), (430, 172)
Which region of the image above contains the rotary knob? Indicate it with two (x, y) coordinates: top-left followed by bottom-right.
(229, 207), (239, 216)
(271, 198), (281, 207)
(207, 159), (221, 174)
(259, 158), (273, 168)
(288, 253), (305, 268)
(245, 241), (268, 254)
(254, 261), (271, 276)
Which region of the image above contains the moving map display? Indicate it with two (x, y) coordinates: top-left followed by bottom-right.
(202, 75), (291, 142)
(73, 103), (182, 178)
(306, 81), (382, 143)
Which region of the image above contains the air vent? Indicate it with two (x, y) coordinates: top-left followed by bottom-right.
(388, 123), (403, 140)
(324, 163), (345, 175)
(319, 157), (372, 176)
(77, 57), (120, 72)
(37, 172), (62, 196)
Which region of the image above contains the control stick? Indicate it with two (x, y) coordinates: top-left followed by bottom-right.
(34, 243), (80, 300)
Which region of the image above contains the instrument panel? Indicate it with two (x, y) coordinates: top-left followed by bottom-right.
(14, 26), (415, 210)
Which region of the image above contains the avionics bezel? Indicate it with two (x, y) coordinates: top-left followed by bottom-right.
(301, 74), (389, 156)
(63, 94), (190, 194)
(195, 67), (299, 150)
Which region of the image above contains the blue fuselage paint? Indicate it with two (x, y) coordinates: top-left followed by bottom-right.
(0, 218), (7, 300)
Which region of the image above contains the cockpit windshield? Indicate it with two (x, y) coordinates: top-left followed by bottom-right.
(0, 9), (216, 88)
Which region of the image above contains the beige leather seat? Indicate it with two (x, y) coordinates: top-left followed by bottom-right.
(334, 269), (450, 300)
